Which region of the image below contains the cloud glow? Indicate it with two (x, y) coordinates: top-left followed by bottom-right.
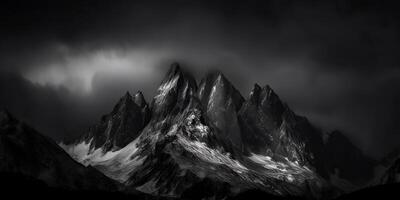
(23, 47), (169, 94)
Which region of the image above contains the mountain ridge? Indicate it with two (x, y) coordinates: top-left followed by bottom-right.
(59, 63), (376, 199)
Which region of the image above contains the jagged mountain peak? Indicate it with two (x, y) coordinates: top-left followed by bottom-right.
(198, 70), (244, 112)
(161, 63), (181, 83)
(168, 62), (181, 74)
(200, 70), (232, 86)
(65, 90), (152, 153)
(242, 83), (285, 128)
(208, 70), (229, 84)
(158, 63), (196, 87)
(133, 91), (147, 108)
(151, 63), (197, 118)
(171, 62), (184, 73)
(260, 85), (278, 101)
(111, 91), (149, 115)
(111, 91), (137, 113)
(212, 71), (241, 97)
(124, 90), (132, 98)
(249, 83), (262, 102)
(120, 91), (133, 103)
(248, 84), (283, 111)
(199, 70), (243, 108)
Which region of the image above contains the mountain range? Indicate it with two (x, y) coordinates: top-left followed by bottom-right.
(1, 63), (398, 199)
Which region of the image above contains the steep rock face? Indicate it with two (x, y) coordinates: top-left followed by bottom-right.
(75, 91), (150, 152)
(381, 158), (400, 184)
(274, 107), (326, 175)
(133, 91), (151, 124)
(238, 84), (326, 177)
(198, 71), (245, 156)
(0, 110), (117, 191)
(238, 84), (285, 153)
(324, 131), (375, 185)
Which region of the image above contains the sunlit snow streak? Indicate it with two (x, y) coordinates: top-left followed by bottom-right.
(207, 74), (223, 111)
(249, 153), (316, 183)
(154, 74), (179, 104)
(59, 140), (93, 165)
(177, 135), (248, 174)
(60, 139), (123, 166)
(60, 138), (145, 182)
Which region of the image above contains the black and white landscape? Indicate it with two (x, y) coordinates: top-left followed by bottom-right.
(1, 1), (400, 200)
(0, 63), (397, 199)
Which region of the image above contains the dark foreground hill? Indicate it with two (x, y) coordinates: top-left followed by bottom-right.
(0, 172), (305, 200)
(0, 172), (156, 200)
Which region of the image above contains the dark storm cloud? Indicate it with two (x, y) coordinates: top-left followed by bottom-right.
(0, 0), (399, 157)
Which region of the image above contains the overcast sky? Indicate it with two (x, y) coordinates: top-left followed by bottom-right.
(0, 0), (399, 158)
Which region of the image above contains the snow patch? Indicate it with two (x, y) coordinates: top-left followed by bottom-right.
(185, 109), (210, 138)
(61, 137), (145, 183)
